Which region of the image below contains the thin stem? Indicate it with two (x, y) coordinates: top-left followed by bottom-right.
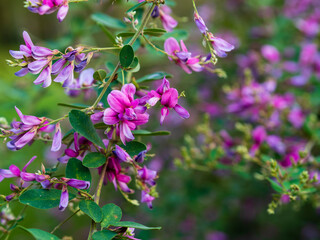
(51, 209), (81, 234)
(142, 35), (173, 57)
(90, 3), (156, 110)
(81, 47), (120, 53)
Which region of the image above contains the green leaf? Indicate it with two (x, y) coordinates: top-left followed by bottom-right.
(136, 71), (173, 83)
(132, 129), (171, 136)
(92, 230), (117, 240)
(144, 28), (167, 37)
(83, 152), (106, 168)
(79, 200), (103, 223)
(117, 32), (135, 38)
(112, 221), (161, 230)
(69, 110), (105, 149)
(101, 203), (122, 228)
(93, 70), (107, 81)
(18, 226), (60, 240)
(267, 178), (283, 193)
(19, 189), (75, 209)
(66, 158), (91, 184)
(126, 57), (140, 73)
(91, 13), (126, 29)
(126, 1), (147, 13)
(120, 45), (135, 68)
(119, 141), (147, 157)
(0, 197), (6, 206)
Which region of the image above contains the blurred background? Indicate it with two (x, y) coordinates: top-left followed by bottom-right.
(1, 0), (320, 239)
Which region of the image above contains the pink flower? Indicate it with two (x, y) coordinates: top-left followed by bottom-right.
(27, 0), (69, 22)
(159, 6), (178, 32)
(164, 37), (203, 74)
(103, 84), (149, 144)
(261, 45), (281, 63)
(143, 77), (190, 125)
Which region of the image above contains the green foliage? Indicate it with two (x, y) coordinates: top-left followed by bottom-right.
(79, 200), (103, 223)
(101, 203), (122, 228)
(119, 141), (147, 157)
(82, 152), (106, 168)
(18, 226), (60, 240)
(112, 221), (161, 230)
(69, 110), (105, 149)
(19, 189), (75, 209)
(93, 70), (107, 82)
(66, 158), (92, 184)
(120, 45), (135, 68)
(92, 230), (117, 240)
(132, 129), (171, 136)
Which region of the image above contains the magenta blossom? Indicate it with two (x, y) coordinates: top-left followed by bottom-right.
(141, 190), (155, 209)
(99, 157), (133, 193)
(26, 0), (69, 22)
(142, 77), (190, 125)
(138, 166), (157, 187)
(261, 45), (281, 63)
(159, 6), (178, 32)
(103, 84), (149, 144)
(250, 126), (267, 156)
(164, 37), (203, 74)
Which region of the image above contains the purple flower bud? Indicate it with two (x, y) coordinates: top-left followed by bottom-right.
(113, 145), (132, 162)
(135, 150), (147, 163)
(51, 123), (62, 152)
(194, 12), (208, 34)
(59, 185), (69, 211)
(65, 178), (90, 189)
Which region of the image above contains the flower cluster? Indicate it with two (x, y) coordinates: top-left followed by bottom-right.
(6, 107), (61, 151)
(8, 31), (92, 88)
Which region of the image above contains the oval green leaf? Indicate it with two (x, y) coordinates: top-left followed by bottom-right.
(101, 203), (122, 228)
(120, 45), (134, 68)
(66, 158), (91, 184)
(19, 189), (75, 209)
(93, 70), (107, 81)
(69, 110), (105, 149)
(112, 221), (161, 230)
(83, 152), (106, 168)
(92, 230), (117, 240)
(79, 200), (103, 223)
(119, 141), (147, 157)
(18, 227), (60, 240)
(132, 130), (171, 136)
